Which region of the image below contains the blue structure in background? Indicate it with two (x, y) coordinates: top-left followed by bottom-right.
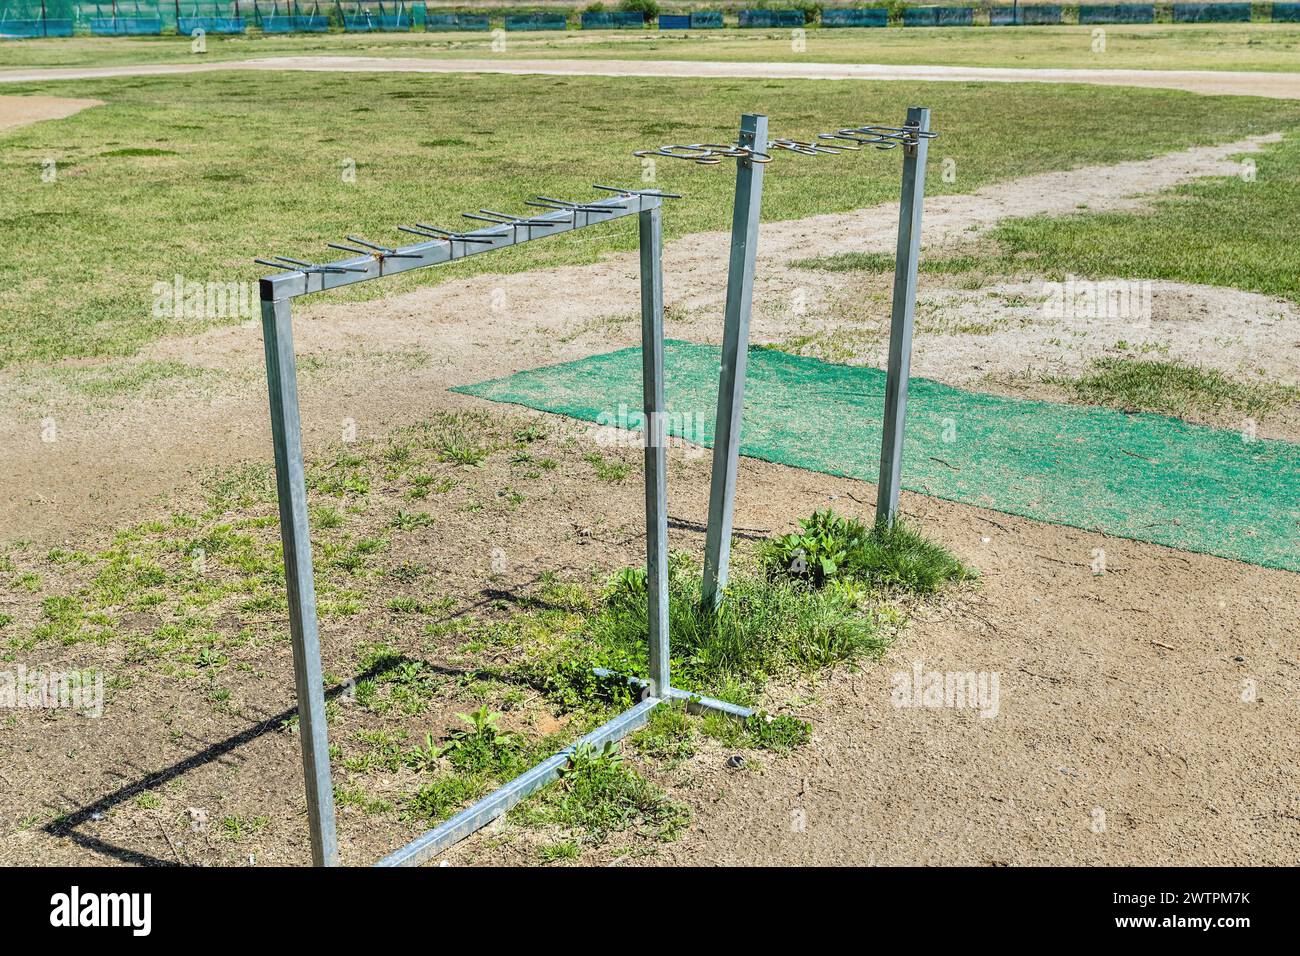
(738, 8), (804, 27)
(1076, 3), (1156, 23)
(424, 11), (487, 30)
(86, 1), (163, 33)
(989, 4), (1062, 24)
(177, 3), (245, 33)
(902, 5), (973, 26)
(581, 10), (643, 28)
(1271, 1), (1300, 19)
(340, 1), (412, 31)
(0, 13), (74, 35)
(256, 1), (329, 32)
(1172, 2), (1251, 21)
(504, 11), (565, 29)
(822, 8), (887, 27)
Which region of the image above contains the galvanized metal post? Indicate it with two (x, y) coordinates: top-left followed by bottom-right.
(875, 106), (931, 529)
(260, 293), (339, 867)
(701, 113), (767, 610)
(639, 205), (670, 698)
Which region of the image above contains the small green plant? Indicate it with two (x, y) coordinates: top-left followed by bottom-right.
(523, 742), (687, 843)
(439, 706), (526, 777)
(390, 510), (433, 531)
(633, 701), (696, 763)
(403, 733), (442, 774)
(583, 452), (630, 483)
(605, 566), (647, 607)
(404, 775), (483, 824)
(743, 713), (811, 752)
(536, 839), (581, 863)
(762, 509), (856, 587)
(220, 814), (270, 841)
(763, 510), (971, 596)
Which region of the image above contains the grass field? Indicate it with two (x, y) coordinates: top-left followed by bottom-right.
(1, 24), (1299, 72)
(3, 71), (1299, 368)
(802, 129), (1300, 305)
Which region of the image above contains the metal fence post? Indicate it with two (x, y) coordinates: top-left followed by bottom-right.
(639, 204), (670, 698)
(701, 113), (768, 609)
(875, 106), (931, 529)
(260, 293), (339, 867)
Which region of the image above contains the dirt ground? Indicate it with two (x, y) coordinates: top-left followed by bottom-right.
(2, 131), (1294, 547)
(0, 94), (100, 132)
(2, 407), (1296, 867)
(2, 56), (1299, 99)
(2, 134), (1297, 867)
(447, 455), (1300, 866)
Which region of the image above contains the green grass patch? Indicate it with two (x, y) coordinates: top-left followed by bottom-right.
(4, 70), (1300, 367)
(990, 133), (1300, 304)
(762, 509), (973, 596)
(1049, 357), (1300, 418)
(517, 742), (688, 845)
(793, 249), (987, 276)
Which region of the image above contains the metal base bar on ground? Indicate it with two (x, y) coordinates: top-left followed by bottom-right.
(376, 697), (662, 867)
(701, 113), (769, 610)
(593, 668), (754, 719)
(875, 106), (931, 527)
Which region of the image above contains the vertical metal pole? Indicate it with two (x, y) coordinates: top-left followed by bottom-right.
(875, 106), (931, 528)
(701, 113), (767, 610)
(639, 205), (670, 698)
(261, 293), (340, 867)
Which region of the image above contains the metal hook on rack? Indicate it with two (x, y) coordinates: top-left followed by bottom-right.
(463, 209), (572, 229)
(527, 196), (618, 214)
(327, 236), (423, 260)
(397, 223), (498, 245)
(633, 144), (724, 165)
(591, 185), (684, 199)
(768, 138), (849, 156)
(254, 256), (368, 275)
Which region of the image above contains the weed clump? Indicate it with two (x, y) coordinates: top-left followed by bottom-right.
(762, 509), (972, 596)
(521, 743), (688, 844)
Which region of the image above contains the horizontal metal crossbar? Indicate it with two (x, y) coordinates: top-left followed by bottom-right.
(592, 668), (754, 719)
(257, 189), (665, 302)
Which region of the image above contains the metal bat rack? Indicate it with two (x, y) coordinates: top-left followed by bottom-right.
(257, 107), (935, 867)
(635, 109), (937, 608)
(256, 184), (755, 868)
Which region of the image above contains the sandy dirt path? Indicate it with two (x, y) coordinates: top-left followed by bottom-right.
(3, 132), (1293, 549)
(0, 93), (101, 131)
(2, 55), (1298, 99)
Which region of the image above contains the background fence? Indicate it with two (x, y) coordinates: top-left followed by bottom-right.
(1077, 3), (1157, 23)
(738, 8), (806, 26)
(4, 2), (1297, 39)
(902, 5), (974, 25)
(990, 4), (1063, 24)
(1172, 1), (1251, 20)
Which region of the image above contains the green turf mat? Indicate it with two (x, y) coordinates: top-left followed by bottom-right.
(454, 341), (1300, 572)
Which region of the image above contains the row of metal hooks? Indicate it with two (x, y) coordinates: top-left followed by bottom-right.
(634, 123), (939, 166)
(256, 185), (681, 276)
